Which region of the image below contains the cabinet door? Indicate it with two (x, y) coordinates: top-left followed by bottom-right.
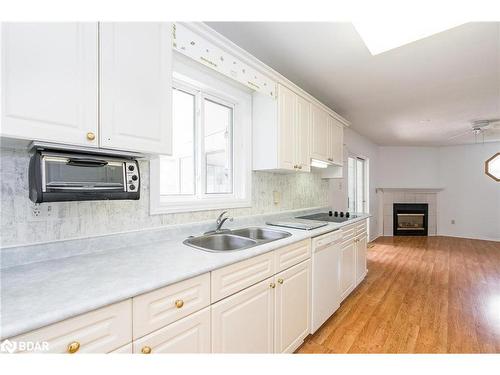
(277, 84), (296, 170)
(1, 23), (98, 147)
(100, 22), (172, 154)
(310, 104), (329, 162)
(329, 117), (344, 166)
(340, 241), (356, 302)
(356, 235), (368, 285)
(133, 307), (210, 354)
(211, 277), (275, 353)
(275, 259), (311, 353)
(296, 94), (311, 172)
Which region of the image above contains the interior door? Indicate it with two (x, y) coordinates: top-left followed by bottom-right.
(1, 23), (98, 147)
(278, 84), (297, 170)
(274, 260), (311, 353)
(296, 94), (311, 171)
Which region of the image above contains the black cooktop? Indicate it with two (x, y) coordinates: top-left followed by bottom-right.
(296, 212), (358, 223)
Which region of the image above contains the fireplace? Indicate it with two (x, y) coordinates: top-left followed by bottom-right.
(393, 203), (428, 236)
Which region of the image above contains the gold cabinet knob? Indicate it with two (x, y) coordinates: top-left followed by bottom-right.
(298, 165), (302, 170)
(269, 282), (276, 289)
(141, 346), (152, 354)
(175, 299), (184, 308)
(293, 165), (297, 169)
(67, 341), (80, 354)
(86, 132), (96, 141)
(277, 278), (284, 284)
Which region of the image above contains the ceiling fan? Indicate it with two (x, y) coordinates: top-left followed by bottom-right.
(448, 119), (500, 143)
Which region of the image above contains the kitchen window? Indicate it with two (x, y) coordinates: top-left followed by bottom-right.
(150, 56), (252, 214)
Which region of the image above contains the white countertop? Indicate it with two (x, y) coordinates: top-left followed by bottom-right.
(0, 214), (369, 339)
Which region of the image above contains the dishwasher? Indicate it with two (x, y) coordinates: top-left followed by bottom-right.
(311, 229), (342, 333)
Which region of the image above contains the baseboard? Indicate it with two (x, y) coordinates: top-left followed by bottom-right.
(436, 233), (500, 242)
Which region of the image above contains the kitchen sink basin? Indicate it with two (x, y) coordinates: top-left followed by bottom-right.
(230, 227), (292, 241)
(184, 234), (257, 252)
(183, 227), (291, 252)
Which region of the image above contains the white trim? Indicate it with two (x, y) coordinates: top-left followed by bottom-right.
(150, 55), (252, 215)
(179, 22), (350, 128)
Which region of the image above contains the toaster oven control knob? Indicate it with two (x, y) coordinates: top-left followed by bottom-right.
(128, 165), (135, 171)
(129, 185), (135, 190)
(131, 175), (138, 181)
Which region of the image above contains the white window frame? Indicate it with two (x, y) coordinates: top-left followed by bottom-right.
(150, 55), (252, 214)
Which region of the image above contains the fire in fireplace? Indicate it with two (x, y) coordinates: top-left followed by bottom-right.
(393, 203), (429, 236)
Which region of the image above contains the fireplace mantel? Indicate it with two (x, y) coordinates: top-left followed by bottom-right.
(376, 187), (444, 193)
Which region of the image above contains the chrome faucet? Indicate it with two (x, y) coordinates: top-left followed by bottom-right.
(205, 211), (233, 234)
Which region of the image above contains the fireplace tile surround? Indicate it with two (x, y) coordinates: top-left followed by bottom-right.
(378, 189), (439, 236)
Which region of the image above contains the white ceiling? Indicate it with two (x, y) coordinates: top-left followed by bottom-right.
(206, 22), (500, 146)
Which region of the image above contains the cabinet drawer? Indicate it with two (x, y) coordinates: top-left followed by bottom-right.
(313, 230), (342, 249)
(6, 300), (132, 353)
(211, 251), (274, 303)
(356, 220), (367, 234)
(133, 273), (210, 339)
(110, 343), (133, 353)
(274, 239), (311, 273)
(133, 307), (211, 354)
(341, 225), (356, 241)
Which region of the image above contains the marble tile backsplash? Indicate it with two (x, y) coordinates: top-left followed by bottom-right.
(0, 147), (329, 247)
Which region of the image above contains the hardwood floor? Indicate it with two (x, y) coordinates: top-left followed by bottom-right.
(298, 236), (500, 353)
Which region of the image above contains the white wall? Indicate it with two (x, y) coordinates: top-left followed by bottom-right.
(329, 127), (380, 241)
(437, 143), (500, 241)
(378, 142), (500, 241)
(378, 147), (440, 188)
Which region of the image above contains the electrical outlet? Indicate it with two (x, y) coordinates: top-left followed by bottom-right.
(273, 190), (281, 205)
(28, 202), (59, 221)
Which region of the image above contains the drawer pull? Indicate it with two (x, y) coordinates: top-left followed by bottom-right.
(141, 346), (152, 354)
(269, 282), (276, 289)
(67, 341), (80, 354)
(86, 131), (96, 141)
(277, 278), (284, 284)
(174, 299), (184, 308)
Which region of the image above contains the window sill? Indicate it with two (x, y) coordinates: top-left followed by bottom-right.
(150, 198), (252, 215)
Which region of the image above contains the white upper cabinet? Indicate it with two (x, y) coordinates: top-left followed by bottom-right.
(277, 84), (297, 170)
(99, 23), (172, 155)
(1, 22), (172, 155)
(328, 116), (344, 166)
(253, 84), (310, 172)
(310, 103), (330, 162)
(296, 94), (311, 172)
(1, 23), (99, 147)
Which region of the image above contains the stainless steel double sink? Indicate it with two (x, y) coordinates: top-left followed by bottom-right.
(183, 227), (292, 252)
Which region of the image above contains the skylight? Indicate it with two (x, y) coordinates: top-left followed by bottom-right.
(353, 20), (464, 55)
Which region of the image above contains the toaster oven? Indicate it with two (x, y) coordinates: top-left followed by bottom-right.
(29, 150), (140, 203)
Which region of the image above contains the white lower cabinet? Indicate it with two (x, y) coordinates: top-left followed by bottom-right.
(133, 307), (211, 354)
(211, 277), (275, 353)
(274, 259), (311, 353)
(339, 240), (356, 302)
(211, 259), (311, 354)
(356, 234), (368, 284)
